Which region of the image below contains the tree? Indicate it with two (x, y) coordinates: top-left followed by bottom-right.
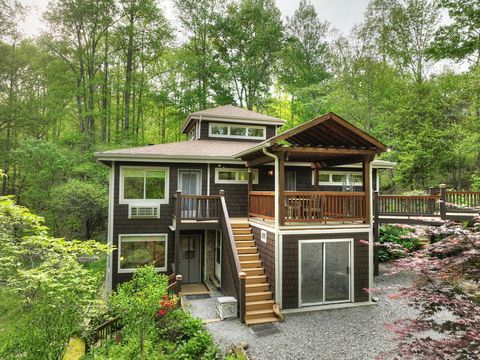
(380, 218), (480, 359)
(428, 0), (480, 65)
(214, 0), (284, 110)
(0, 196), (110, 359)
(280, 0), (331, 123)
(109, 266), (169, 360)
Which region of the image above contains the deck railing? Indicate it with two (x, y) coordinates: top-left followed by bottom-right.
(445, 191), (480, 212)
(378, 195), (439, 216)
(249, 191), (367, 223)
(174, 193), (221, 221)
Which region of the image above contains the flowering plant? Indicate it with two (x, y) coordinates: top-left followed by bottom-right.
(156, 294), (178, 318)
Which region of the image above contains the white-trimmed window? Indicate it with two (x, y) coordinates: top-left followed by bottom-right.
(120, 167), (169, 205)
(215, 168), (259, 184)
(209, 122), (266, 140)
(118, 234), (167, 273)
(318, 171), (363, 186)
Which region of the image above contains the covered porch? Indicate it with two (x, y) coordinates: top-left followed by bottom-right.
(236, 112), (388, 226)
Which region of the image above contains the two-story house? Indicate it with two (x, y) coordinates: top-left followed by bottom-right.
(95, 105), (393, 325)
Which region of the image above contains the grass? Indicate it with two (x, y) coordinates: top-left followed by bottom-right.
(0, 287), (21, 347)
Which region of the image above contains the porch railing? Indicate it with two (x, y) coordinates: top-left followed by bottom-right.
(377, 195), (439, 216)
(446, 191), (480, 212)
(249, 191), (367, 223)
(174, 192), (221, 221)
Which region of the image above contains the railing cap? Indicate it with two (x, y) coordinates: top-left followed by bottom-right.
(175, 274), (183, 281)
(219, 189), (225, 196)
(239, 272), (247, 279)
(439, 184), (447, 188)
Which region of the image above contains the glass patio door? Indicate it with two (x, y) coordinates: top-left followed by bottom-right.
(300, 240), (352, 306)
(179, 170), (201, 218)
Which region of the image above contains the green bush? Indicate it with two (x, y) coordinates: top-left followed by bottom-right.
(378, 225), (421, 262)
(86, 267), (220, 359)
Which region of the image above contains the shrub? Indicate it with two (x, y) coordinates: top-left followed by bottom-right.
(377, 224), (421, 262)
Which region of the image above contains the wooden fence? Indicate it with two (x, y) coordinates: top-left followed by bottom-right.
(174, 193), (221, 221)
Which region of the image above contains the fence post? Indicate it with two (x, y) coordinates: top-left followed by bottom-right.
(428, 187), (435, 214)
(373, 191), (380, 276)
(175, 274), (183, 296)
(439, 184), (447, 220)
(239, 272), (247, 323)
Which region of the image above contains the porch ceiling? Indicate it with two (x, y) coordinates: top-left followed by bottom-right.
(236, 112), (388, 167)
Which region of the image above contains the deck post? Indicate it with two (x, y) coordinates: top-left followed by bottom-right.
(239, 271), (247, 323)
(362, 157), (372, 224)
(247, 168), (253, 219)
(312, 164), (319, 191)
(428, 187), (435, 215)
(373, 191), (380, 276)
(278, 152), (286, 226)
(439, 184), (447, 220)
(174, 190), (182, 275)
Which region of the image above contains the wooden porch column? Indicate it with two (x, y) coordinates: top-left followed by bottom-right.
(174, 190), (182, 274)
(362, 157), (372, 224)
(312, 165), (319, 191)
(278, 152), (286, 226)
(247, 168), (253, 219)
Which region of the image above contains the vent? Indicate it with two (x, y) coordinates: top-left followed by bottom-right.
(129, 205), (159, 219)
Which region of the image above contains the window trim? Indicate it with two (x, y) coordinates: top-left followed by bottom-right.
(117, 233), (168, 273)
(208, 122), (266, 140)
(316, 171), (363, 186)
(119, 166), (170, 205)
(214, 167), (259, 184)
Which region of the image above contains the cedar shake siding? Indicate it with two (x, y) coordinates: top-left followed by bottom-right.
(112, 161), (208, 289)
(199, 121), (277, 141)
(281, 232), (370, 309)
(251, 225), (276, 299)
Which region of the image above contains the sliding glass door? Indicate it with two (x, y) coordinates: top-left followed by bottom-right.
(299, 239), (352, 306)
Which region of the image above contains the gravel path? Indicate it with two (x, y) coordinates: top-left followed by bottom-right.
(185, 265), (416, 360)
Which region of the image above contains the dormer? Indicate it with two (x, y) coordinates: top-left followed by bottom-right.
(181, 105), (286, 142)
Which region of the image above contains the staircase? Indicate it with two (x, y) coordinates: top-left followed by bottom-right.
(232, 222), (279, 326)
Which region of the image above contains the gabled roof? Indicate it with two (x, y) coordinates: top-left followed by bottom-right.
(95, 140), (254, 162)
(235, 112), (388, 159)
(181, 105), (286, 133)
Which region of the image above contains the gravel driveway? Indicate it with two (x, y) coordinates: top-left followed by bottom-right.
(186, 265), (415, 360)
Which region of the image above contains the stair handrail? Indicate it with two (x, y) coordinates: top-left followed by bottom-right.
(218, 190), (246, 323)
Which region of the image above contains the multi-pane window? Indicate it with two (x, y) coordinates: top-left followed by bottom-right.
(215, 168), (259, 184)
(318, 172), (363, 186)
(119, 234), (167, 272)
(121, 167), (169, 204)
(209, 123), (266, 140)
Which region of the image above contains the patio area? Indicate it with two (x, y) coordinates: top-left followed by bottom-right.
(184, 264), (415, 360)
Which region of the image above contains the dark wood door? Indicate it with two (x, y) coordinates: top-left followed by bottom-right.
(179, 235), (201, 284)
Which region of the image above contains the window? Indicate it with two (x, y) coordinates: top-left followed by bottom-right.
(120, 167), (169, 204)
(317, 171), (363, 186)
(118, 234), (167, 272)
(215, 168), (259, 184)
(188, 125), (196, 140)
(208, 122), (266, 140)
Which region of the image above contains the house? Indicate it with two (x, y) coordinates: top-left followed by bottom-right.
(95, 105), (393, 325)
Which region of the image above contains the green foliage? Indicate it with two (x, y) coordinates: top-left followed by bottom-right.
(88, 268), (220, 359)
(48, 179), (107, 239)
(378, 225), (421, 261)
(0, 196), (110, 359)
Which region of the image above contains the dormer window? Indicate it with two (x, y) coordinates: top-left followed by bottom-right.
(209, 122), (266, 140)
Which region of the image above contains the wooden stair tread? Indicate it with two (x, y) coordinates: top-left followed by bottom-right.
(246, 309), (275, 316)
(245, 317), (279, 326)
(246, 299), (274, 305)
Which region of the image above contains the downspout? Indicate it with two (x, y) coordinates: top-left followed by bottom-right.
(262, 147), (282, 308)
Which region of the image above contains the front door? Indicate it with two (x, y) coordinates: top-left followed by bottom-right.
(179, 235), (201, 284)
(299, 239), (352, 306)
(179, 170), (201, 217)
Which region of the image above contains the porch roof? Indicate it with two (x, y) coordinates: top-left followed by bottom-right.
(235, 112), (388, 167)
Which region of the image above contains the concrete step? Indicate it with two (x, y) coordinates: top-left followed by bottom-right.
(245, 275), (267, 284)
(246, 283), (269, 292)
(233, 228), (252, 235)
(234, 234), (254, 241)
(231, 223), (250, 229)
(235, 240), (255, 247)
(245, 309), (276, 321)
(238, 253), (260, 262)
(246, 291), (272, 302)
(245, 316), (279, 326)
(243, 268), (265, 276)
(240, 260), (262, 269)
(246, 299), (274, 311)
(237, 246), (258, 254)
